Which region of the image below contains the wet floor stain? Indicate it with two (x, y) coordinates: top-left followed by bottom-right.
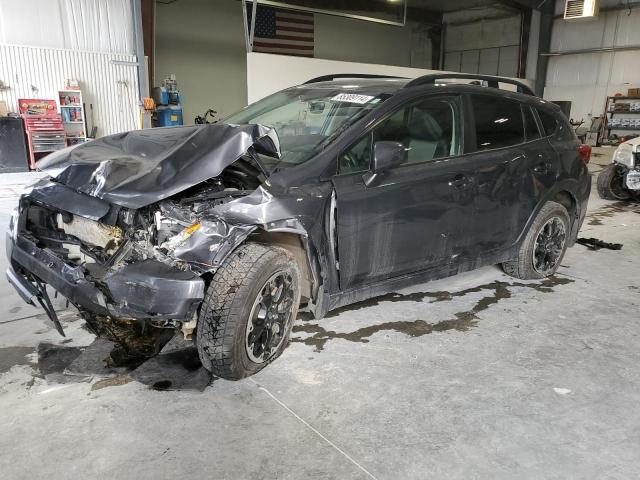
(36, 343), (84, 376)
(292, 276), (573, 352)
(128, 345), (211, 391)
(0, 336), (213, 392)
(0, 346), (35, 373)
(587, 201), (640, 226)
(151, 380), (173, 391)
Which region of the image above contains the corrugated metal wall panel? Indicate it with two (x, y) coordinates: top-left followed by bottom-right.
(0, 0), (134, 54)
(544, 6), (640, 120)
(443, 15), (521, 77)
(0, 44), (139, 137)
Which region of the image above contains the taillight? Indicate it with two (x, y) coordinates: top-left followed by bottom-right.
(577, 144), (591, 165)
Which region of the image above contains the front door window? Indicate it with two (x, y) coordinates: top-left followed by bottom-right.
(339, 95), (463, 174)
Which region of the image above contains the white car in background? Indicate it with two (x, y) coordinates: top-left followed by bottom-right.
(598, 136), (640, 200)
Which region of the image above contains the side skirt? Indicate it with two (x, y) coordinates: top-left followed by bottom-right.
(326, 248), (516, 312)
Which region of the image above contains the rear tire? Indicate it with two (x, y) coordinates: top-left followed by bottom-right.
(502, 201), (570, 280)
(597, 163), (630, 200)
(196, 242), (300, 380)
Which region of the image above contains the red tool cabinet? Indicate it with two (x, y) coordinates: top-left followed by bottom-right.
(18, 99), (66, 170)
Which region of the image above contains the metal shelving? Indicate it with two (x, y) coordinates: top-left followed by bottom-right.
(605, 96), (640, 137)
(58, 88), (88, 146)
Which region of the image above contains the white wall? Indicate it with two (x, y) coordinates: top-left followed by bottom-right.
(0, 0), (134, 55)
(246, 52), (533, 103)
(155, 0), (431, 123)
(314, 14), (431, 69)
(443, 11), (522, 78)
(155, 0), (247, 125)
(246, 53), (439, 103)
(543, 3), (640, 121)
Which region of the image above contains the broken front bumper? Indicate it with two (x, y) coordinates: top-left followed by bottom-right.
(7, 233), (205, 321)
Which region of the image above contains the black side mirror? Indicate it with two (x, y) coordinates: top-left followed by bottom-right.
(372, 141), (408, 172)
(363, 141), (408, 186)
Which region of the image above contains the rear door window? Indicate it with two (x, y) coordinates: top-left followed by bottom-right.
(471, 95), (525, 151)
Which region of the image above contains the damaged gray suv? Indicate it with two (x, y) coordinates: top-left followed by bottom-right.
(7, 74), (591, 379)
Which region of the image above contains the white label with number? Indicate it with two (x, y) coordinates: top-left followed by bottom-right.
(330, 93), (375, 104)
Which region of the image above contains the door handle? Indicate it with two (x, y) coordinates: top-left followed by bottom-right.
(448, 173), (471, 190)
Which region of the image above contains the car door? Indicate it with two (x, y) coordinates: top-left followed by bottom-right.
(534, 107), (564, 192)
(517, 106), (561, 231)
(332, 94), (476, 290)
(459, 94), (534, 256)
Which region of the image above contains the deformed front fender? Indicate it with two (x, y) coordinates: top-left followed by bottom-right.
(167, 218), (257, 271)
(162, 181), (333, 316)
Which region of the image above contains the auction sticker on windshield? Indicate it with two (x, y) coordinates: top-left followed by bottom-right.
(330, 93), (375, 104)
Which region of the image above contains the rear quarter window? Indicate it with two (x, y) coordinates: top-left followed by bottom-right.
(523, 105), (541, 141)
(471, 95), (525, 151)
(537, 109), (558, 136)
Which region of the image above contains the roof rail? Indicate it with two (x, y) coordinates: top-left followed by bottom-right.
(404, 73), (535, 96)
(303, 74), (408, 84)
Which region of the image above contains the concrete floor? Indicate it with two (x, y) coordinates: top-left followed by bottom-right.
(1, 149), (639, 479)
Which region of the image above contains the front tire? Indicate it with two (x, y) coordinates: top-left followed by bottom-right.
(196, 242), (300, 380)
(597, 163), (630, 200)
(502, 201), (570, 280)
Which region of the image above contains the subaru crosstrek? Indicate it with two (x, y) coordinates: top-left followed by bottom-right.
(6, 73), (591, 379)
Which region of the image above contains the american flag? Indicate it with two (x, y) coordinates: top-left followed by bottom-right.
(247, 5), (314, 58)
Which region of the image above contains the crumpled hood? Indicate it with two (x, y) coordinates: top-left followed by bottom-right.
(38, 123), (280, 209)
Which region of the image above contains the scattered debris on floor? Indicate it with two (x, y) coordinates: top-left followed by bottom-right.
(91, 375), (132, 391)
(576, 237), (623, 251)
(553, 388), (572, 395)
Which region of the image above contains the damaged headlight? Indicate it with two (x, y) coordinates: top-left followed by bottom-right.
(9, 206), (19, 242)
(160, 222), (201, 251)
(613, 142), (637, 169)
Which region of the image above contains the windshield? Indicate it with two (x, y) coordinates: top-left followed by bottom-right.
(224, 88), (388, 168)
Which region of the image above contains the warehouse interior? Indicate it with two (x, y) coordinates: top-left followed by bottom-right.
(1, 0), (640, 478)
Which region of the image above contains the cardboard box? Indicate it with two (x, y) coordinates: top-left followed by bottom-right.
(0, 100), (8, 117)
(628, 88), (640, 97)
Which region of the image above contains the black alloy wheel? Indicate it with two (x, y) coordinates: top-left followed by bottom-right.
(532, 217), (567, 275)
(245, 271), (296, 364)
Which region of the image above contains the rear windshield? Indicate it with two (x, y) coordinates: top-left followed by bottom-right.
(224, 89), (388, 168)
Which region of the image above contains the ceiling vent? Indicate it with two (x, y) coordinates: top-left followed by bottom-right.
(564, 0), (599, 20)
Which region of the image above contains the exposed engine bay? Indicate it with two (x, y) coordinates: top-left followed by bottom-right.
(6, 123), (320, 362)
(15, 157), (265, 359)
(25, 156), (263, 273)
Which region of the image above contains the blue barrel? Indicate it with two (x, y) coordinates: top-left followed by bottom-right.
(155, 105), (183, 127)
